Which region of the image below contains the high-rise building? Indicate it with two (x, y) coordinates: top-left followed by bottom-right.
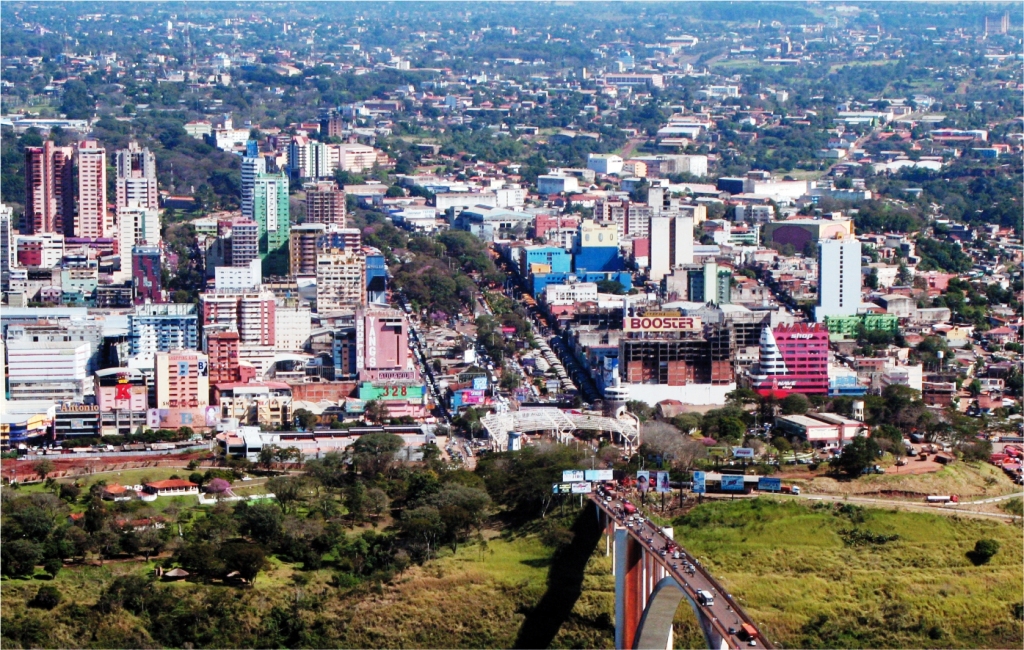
(321, 111), (344, 138)
(205, 331), (241, 385)
(132, 246), (163, 304)
(200, 290), (276, 346)
(215, 257), (262, 291)
(1, 204), (14, 290)
(75, 140), (109, 238)
(240, 154), (265, 221)
(365, 248), (387, 305)
(648, 214), (693, 282)
(573, 219), (624, 272)
(750, 323), (829, 397)
(252, 172), (290, 254)
(24, 141), (74, 235)
(687, 262), (732, 305)
(154, 350), (209, 409)
(355, 306), (416, 381)
(815, 237), (862, 322)
(129, 303), (199, 358)
(114, 142), (158, 210)
(116, 206), (160, 281)
(289, 223), (326, 276)
(229, 219), (260, 268)
(5, 334), (91, 402)
(305, 181), (346, 226)
(274, 305), (312, 352)
(316, 248), (366, 311)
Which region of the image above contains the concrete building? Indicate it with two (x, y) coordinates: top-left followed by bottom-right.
(815, 237), (862, 322)
(154, 350), (209, 409)
(129, 303), (200, 357)
(15, 233), (64, 268)
(75, 140), (110, 238)
(305, 181), (346, 226)
(587, 154), (624, 175)
(116, 206), (160, 281)
(205, 331), (242, 385)
(316, 248), (366, 311)
(289, 223), (326, 276)
(114, 142), (158, 210)
(23, 141), (74, 235)
(215, 257), (262, 291)
(132, 246), (163, 304)
(201, 290), (276, 347)
(537, 173), (580, 195)
(573, 219), (624, 272)
(229, 219), (260, 268)
(274, 305), (312, 351)
(1, 204), (14, 290)
(356, 306), (416, 381)
(240, 154), (266, 221)
(4, 331), (92, 402)
(648, 214), (693, 282)
(762, 218), (853, 252)
(253, 172), (290, 254)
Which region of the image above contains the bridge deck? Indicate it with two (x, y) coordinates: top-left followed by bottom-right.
(592, 494), (773, 649)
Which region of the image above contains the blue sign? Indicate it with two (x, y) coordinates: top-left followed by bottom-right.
(473, 376), (488, 390)
(721, 475), (745, 491)
(691, 471), (706, 494)
(758, 477), (782, 492)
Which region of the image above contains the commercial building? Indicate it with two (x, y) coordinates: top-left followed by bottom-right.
(365, 248), (387, 305)
(289, 223), (326, 276)
(4, 336), (91, 402)
(24, 141), (75, 235)
(774, 413), (869, 449)
(686, 262), (732, 305)
(206, 331), (242, 385)
(1, 204), (13, 290)
(762, 218), (853, 252)
(573, 220), (624, 273)
(316, 248), (366, 311)
(75, 140), (110, 238)
(648, 214), (693, 282)
(274, 305), (312, 351)
(240, 154), (266, 221)
(815, 237), (862, 322)
(252, 172), (291, 254)
(116, 206), (160, 281)
(129, 303), (200, 358)
(750, 323), (830, 397)
(587, 154), (624, 176)
(213, 382), (292, 427)
(356, 306), (417, 381)
(537, 173), (580, 195)
(214, 257), (262, 291)
(15, 233), (64, 268)
(94, 367), (149, 413)
(132, 246), (163, 304)
(305, 181), (346, 226)
(114, 142), (158, 210)
(154, 350), (209, 409)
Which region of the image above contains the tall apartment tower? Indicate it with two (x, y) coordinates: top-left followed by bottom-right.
(252, 172), (290, 254)
(240, 154), (265, 221)
(24, 141), (74, 235)
(75, 140), (109, 238)
(132, 246), (163, 305)
(648, 214), (693, 282)
(205, 330), (241, 385)
(815, 236), (862, 322)
(115, 142), (158, 209)
(1, 204), (13, 290)
(304, 181), (346, 226)
(229, 219), (260, 268)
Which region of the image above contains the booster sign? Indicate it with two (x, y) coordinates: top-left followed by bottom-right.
(624, 316), (702, 332)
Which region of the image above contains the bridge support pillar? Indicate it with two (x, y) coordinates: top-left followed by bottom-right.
(614, 528), (643, 650)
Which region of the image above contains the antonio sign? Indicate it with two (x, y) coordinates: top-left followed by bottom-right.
(624, 315), (702, 333)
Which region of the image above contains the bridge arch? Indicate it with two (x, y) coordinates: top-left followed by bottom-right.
(633, 576), (727, 650)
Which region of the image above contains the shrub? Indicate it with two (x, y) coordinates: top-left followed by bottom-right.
(967, 538), (1000, 565)
(29, 585), (62, 610)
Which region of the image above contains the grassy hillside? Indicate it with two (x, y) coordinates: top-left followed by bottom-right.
(674, 499), (1024, 649)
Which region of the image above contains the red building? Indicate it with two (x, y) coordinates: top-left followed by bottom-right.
(206, 331), (242, 385)
(132, 246), (163, 304)
(533, 213), (579, 239)
(24, 141), (74, 235)
(305, 181), (347, 226)
(751, 323), (830, 397)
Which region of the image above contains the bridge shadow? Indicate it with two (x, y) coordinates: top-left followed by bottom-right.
(514, 504), (603, 649)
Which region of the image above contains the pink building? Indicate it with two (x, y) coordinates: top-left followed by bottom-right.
(24, 141), (74, 235)
(201, 291), (276, 347)
(95, 369), (149, 412)
(751, 323), (830, 397)
(534, 214), (579, 239)
(357, 306), (416, 382)
(75, 140), (109, 238)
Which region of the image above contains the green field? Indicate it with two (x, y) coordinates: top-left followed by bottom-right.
(674, 499), (1024, 648)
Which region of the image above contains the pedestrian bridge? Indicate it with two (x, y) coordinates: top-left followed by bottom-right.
(481, 407), (640, 451)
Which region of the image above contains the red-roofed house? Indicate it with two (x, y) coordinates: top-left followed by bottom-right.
(143, 479), (199, 496)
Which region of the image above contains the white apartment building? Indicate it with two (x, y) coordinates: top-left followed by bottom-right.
(116, 206), (160, 282)
(274, 305), (312, 351)
(316, 249), (366, 311)
(241, 155), (266, 221)
(537, 174), (580, 195)
(587, 154), (624, 176)
(648, 214), (694, 282)
(215, 257), (263, 291)
(129, 303), (200, 357)
(815, 237), (862, 322)
(545, 282), (599, 305)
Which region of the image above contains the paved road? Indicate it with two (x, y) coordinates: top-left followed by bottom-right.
(593, 489), (771, 649)
(793, 492), (1021, 520)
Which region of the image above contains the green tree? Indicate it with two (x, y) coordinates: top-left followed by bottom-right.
(32, 459), (55, 482)
(2, 539), (42, 577)
(363, 399), (389, 425)
(219, 541), (267, 585)
(831, 436), (881, 477)
(626, 400), (655, 423)
(968, 539), (1000, 565)
(344, 482), (367, 525)
(351, 431), (404, 478)
(293, 408), (319, 431)
(365, 487), (390, 523)
(780, 393), (810, 415)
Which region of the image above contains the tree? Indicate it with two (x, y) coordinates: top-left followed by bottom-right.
(258, 446), (277, 470)
(363, 399), (389, 425)
(43, 557), (62, 579)
(351, 431), (404, 478)
(293, 408), (319, 431)
(626, 400), (655, 423)
(780, 393), (810, 415)
(344, 482), (367, 525)
(968, 539), (1000, 565)
(189, 472), (206, 488)
(32, 459), (55, 482)
(365, 488), (390, 523)
(219, 541), (267, 585)
(2, 539), (42, 577)
(266, 476), (306, 515)
(400, 506), (444, 559)
(831, 435), (881, 477)
(500, 370), (521, 390)
(29, 585), (62, 610)
(236, 502), (283, 546)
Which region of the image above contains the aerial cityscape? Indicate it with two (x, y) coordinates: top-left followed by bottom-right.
(0, 2), (1022, 648)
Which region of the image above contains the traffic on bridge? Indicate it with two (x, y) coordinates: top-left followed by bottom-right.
(591, 484), (772, 650)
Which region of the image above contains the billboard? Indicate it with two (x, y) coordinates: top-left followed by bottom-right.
(585, 469), (614, 482)
(563, 469), (585, 482)
(708, 446), (730, 458)
(551, 482), (573, 494)
(459, 389), (486, 405)
(720, 475), (745, 491)
(758, 477), (782, 492)
(654, 471), (672, 493)
(732, 447), (755, 459)
(472, 375), (488, 390)
(357, 382), (427, 402)
(571, 482), (593, 494)
(636, 471), (650, 494)
(692, 471), (706, 494)
(624, 315), (702, 333)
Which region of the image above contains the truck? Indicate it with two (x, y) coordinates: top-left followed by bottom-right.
(781, 485), (802, 495)
(925, 495), (960, 504)
(622, 501), (637, 515)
